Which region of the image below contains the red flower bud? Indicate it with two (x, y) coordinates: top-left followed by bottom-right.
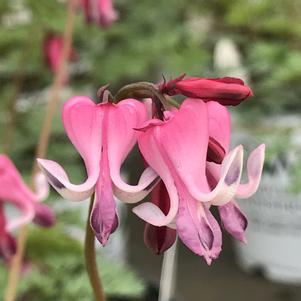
(161, 76), (253, 106)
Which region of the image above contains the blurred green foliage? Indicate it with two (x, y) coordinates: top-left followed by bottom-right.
(0, 209), (146, 300)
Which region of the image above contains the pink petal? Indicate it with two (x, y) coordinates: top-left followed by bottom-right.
(97, 0), (118, 28)
(107, 99), (159, 203)
(148, 99), (243, 205)
(218, 200), (247, 243)
(62, 97), (103, 176)
(90, 146), (118, 246)
(37, 159), (98, 201)
(37, 96), (103, 201)
(176, 192), (222, 264)
(207, 101), (231, 151)
(0, 155), (35, 231)
(134, 121), (179, 226)
(236, 144), (265, 199)
(33, 172), (50, 202)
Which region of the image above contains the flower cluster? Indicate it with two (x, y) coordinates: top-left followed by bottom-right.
(0, 155), (55, 265)
(38, 75), (265, 264)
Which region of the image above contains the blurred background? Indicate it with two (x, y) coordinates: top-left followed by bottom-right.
(1, 0), (301, 300)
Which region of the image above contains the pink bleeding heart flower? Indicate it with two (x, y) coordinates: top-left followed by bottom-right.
(0, 155), (55, 263)
(81, 0), (118, 28)
(144, 181), (177, 255)
(206, 101), (265, 243)
(37, 96), (159, 245)
(160, 75), (253, 106)
(136, 99), (244, 264)
(43, 33), (78, 82)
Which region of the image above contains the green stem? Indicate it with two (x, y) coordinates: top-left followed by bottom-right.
(85, 196), (106, 301)
(114, 82), (180, 109)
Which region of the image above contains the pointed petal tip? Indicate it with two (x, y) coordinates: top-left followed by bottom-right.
(242, 237), (247, 244)
(95, 233), (109, 246)
(205, 256), (212, 265)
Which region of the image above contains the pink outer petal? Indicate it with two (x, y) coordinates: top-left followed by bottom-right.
(134, 126), (179, 226)
(62, 96), (103, 177)
(218, 200), (247, 243)
(37, 96), (103, 201)
(236, 144), (265, 199)
(206, 101), (231, 151)
(148, 98), (243, 206)
(107, 99), (160, 203)
(33, 172), (50, 202)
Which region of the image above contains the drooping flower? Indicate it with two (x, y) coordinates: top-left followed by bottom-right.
(206, 101), (265, 242)
(37, 97), (159, 245)
(81, 0), (118, 28)
(43, 33), (78, 81)
(135, 99), (244, 264)
(160, 75), (253, 106)
(0, 155), (55, 264)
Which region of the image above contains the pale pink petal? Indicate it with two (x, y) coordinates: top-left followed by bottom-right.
(90, 147), (117, 246)
(236, 144), (265, 199)
(176, 192), (222, 265)
(202, 145), (243, 205)
(5, 200), (35, 232)
(218, 200), (247, 243)
(113, 167), (160, 203)
(206, 101), (231, 151)
(33, 172), (50, 202)
(108, 99), (159, 203)
(37, 159), (97, 201)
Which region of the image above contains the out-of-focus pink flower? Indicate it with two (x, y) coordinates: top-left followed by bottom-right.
(160, 75), (253, 106)
(0, 155), (55, 264)
(206, 101), (265, 243)
(81, 0), (118, 28)
(0, 205), (16, 265)
(43, 33), (78, 81)
(38, 96), (159, 245)
(144, 181), (177, 254)
(136, 99), (244, 264)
